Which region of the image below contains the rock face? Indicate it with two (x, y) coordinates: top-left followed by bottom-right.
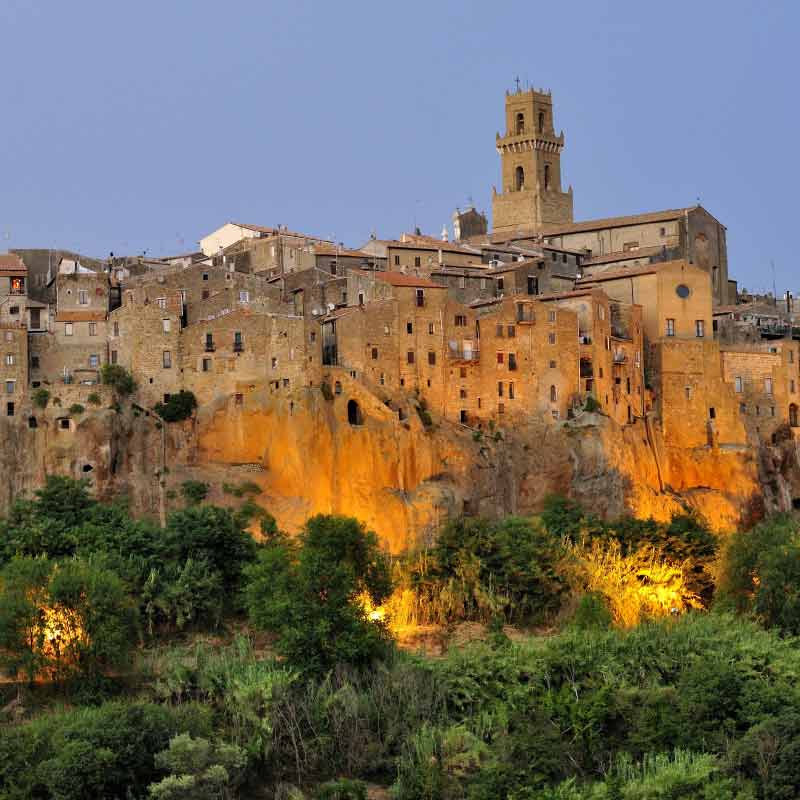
(0, 380), (795, 549)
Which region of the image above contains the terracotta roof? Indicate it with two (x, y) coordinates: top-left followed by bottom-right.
(0, 253), (27, 275)
(385, 239), (481, 255)
(535, 289), (606, 302)
(312, 243), (374, 259)
(230, 222), (323, 240)
(55, 310), (107, 322)
(584, 244), (667, 265)
(576, 264), (661, 284)
(348, 269), (445, 289)
(320, 306), (360, 322)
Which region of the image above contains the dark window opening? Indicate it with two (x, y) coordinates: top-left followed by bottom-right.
(335, 381), (342, 395)
(709, 407), (716, 420)
(28, 415), (38, 429)
(82, 464), (93, 473)
(538, 110), (544, 132)
(59, 418), (70, 430)
(544, 164), (550, 190)
(460, 409), (468, 423)
(515, 165), (524, 191)
(515, 112), (524, 134)
(6, 402), (13, 417)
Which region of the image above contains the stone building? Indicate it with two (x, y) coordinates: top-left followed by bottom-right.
(1, 323), (28, 419)
(491, 86), (574, 236)
(0, 253), (28, 327)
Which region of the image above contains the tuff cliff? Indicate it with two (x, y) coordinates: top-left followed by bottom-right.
(3, 376), (792, 550)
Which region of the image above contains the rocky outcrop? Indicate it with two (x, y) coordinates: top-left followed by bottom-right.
(0, 379), (794, 549)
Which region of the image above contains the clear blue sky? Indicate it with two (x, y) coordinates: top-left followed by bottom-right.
(1, 0), (798, 294)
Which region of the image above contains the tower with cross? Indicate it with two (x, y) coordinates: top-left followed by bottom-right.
(491, 83), (574, 234)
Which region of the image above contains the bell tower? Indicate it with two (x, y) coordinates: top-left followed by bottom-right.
(491, 85), (574, 235)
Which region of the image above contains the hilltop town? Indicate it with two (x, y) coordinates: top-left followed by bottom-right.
(2, 86), (798, 546)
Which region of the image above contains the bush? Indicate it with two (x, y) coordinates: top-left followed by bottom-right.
(180, 480), (208, 505)
(69, 403), (85, 415)
(87, 392), (101, 405)
(314, 778), (368, 800)
(101, 364), (137, 397)
(244, 515), (392, 675)
(155, 391), (198, 423)
(222, 480), (262, 498)
(584, 394), (601, 413)
(32, 388), (50, 408)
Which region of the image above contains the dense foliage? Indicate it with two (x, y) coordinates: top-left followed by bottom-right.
(3, 479), (800, 799)
(154, 390), (198, 423)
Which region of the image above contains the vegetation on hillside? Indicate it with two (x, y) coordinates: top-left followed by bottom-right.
(2, 479), (800, 798)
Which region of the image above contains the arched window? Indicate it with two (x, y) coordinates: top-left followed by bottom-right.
(538, 111), (545, 133)
(515, 112), (524, 134)
(347, 399), (363, 426)
(544, 164), (550, 190)
(550, 385), (557, 403)
(515, 166), (525, 191)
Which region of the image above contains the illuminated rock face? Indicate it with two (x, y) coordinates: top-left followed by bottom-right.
(0, 380), (790, 549)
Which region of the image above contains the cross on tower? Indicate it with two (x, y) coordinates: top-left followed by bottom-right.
(514, 75), (521, 92)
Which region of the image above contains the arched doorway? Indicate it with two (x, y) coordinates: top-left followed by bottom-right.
(347, 399), (363, 426)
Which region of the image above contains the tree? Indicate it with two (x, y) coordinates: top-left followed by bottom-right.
(100, 364), (137, 397)
(180, 480), (209, 506)
(244, 515), (392, 674)
(154, 391), (198, 423)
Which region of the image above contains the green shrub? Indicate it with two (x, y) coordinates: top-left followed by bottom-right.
(180, 480), (208, 505)
(69, 403), (85, 415)
(314, 778), (368, 800)
(87, 392), (101, 405)
(584, 394), (601, 413)
(570, 592), (613, 630)
(222, 480), (262, 498)
(32, 388), (50, 408)
(155, 391), (198, 423)
(101, 364), (137, 397)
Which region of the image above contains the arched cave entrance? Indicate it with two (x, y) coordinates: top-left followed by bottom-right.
(347, 399), (363, 426)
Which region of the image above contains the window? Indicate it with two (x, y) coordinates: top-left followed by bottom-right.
(740, 403), (746, 413)
(64, 322), (73, 336)
(496, 324), (504, 338)
(789, 350), (795, 364)
(792, 380), (796, 394)
(89, 322), (97, 336)
(771, 406), (776, 417)
(5, 380), (14, 394)
(88, 354), (99, 368)
(599, 367), (603, 378)
(666, 318), (676, 337)
(695, 320), (705, 338)
(406, 351), (415, 364)
(548, 310), (556, 322)
(162, 318), (171, 333)
(9, 306), (18, 315)
(78, 289), (88, 305)
(552, 251), (557, 261)
(548, 333), (556, 345)
(709, 407), (716, 420)
(428, 351), (436, 365)
(458, 276), (466, 289)
(358, 291), (365, 306)
(371, 347), (378, 360)
(202, 290), (210, 300)
(383, 325), (390, 336)
(156, 297), (166, 309)
(271, 357), (277, 369)
(527, 276), (539, 295)
(407, 321), (413, 334)
(538, 110), (544, 132)
(111, 350), (118, 364)
(6, 402), (14, 417)
(205, 333), (214, 351)
(509, 382), (515, 399)
(460, 388), (467, 399)
(498, 403), (505, 414)
(428, 322), (435, 335)
(414, 256), (421, 268)
(202, 272), (209, 281)
(239, 290), (249, 302)
(379, 373), (385, 385)
(394, 255), (400, 266)
(549, 360), (557, 369)
(459, 367), (467, 378)
(516, 112), (524, 134)
(765, 377), (773, 395)
(498, 381), (504, 397)
(507, 325), (515, 338)
(497, 352), (504, 364)
(460, 409), (468, 423)
(415, 289), (424, 307)
(515, 165), (524, 191)
(599, 306), (605, 320)
(508, 353), (517, 371)
(454, 315), (467, 327)
(3, 331), (11, 342)
(163, 350), (172, 368)
(550, 385), (557, 402)
(202, 358), (211, 372)
(4, 354), (13, 366)
(660, 227), (666, 236)
(676, 284), (691, 299)
(735, 376), (743, 393)
(31, 355), (39, 369)
(544, 164), (550, 190)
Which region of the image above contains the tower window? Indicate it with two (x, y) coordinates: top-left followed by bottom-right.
(544, 164), (550, 190)
(515, 112), (524, 134)
(515, 166), (525, 191)
(538, 111), (544, 133)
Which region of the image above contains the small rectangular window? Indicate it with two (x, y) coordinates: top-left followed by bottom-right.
(394, 255), (400, 266)
(497, 352), (504, 364)
(113, 321), (120, 337)
(239, 290), (250, 302)
(4, 354), (14, 366)
(407, 322), (413, 334)
(507, 325), (515, 338)
(162, 319), (171, 333)
(415, 289), (424, 307)
(735, 376), (743, 393)
(64, 322), (73, 336)
(454, 315), (467, 327)
(428, 322), (435, 335)
(548, 310), (556, 322)
(5, 380), (15, 394)
(31, 355), (40, 369)
(508, 353), (517, 371)
(548, 333), (556, 345)
(202, 272), (209, 281)
(765, 377), (773, 395)
(202, 358), (211, 372)
(509, 382), (515, 399)
(88, 321), (97, 336)
(156, 297), (166, 309)
(695, 319), (705, 338)
(666, 318), (676, 337)
(496, 324), (504, 337)
(111, 350), (118, 365)
(88, 354), (99, 368)
(78, 289), (88, 305)
(407, 351), (415, 364)
(497, 381), (504, 397)
(163, 350), (172, 368)
(428, 351), (436, 365)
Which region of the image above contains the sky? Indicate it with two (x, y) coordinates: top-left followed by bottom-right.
(1, 0), (798, 294)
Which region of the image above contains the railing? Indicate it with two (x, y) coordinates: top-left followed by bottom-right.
(516, 305), (535, 323)
(447, 345), (480, 362)
(613, 351), (627, 364)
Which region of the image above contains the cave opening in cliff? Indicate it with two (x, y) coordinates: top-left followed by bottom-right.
(793, 498), (800, 510)
(82, 464), (93, 473)
(347, 399), (363, 426)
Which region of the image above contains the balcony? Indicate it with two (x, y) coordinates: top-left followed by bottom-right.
(516, 304), (535, 323)
(448, 344), (479, 362)
(613, 351), (627, 364)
